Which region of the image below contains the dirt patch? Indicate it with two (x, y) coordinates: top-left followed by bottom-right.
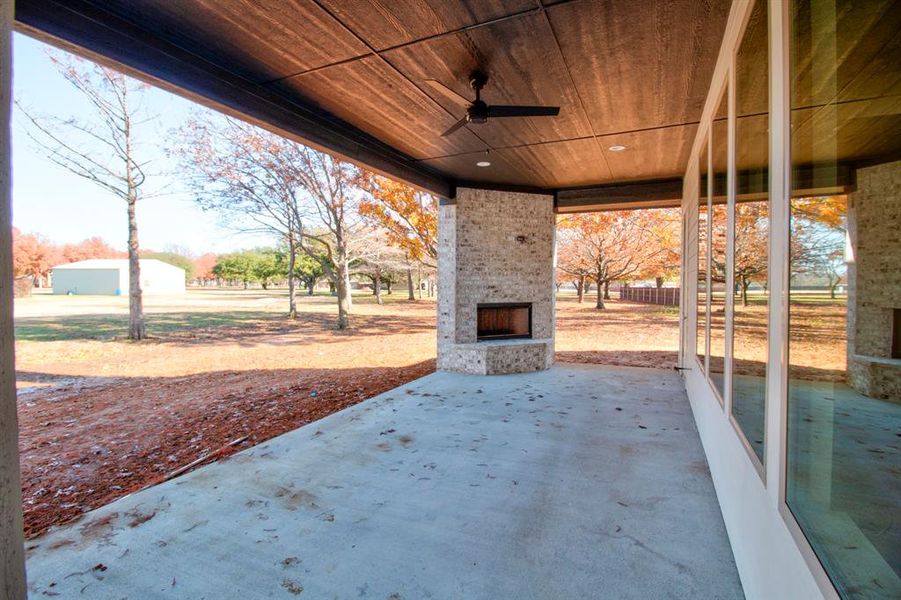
(18, 361), (434, 538)
(555, 297), (680, 369)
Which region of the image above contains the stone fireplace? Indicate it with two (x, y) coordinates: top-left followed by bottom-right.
(847, 160), (901, 401)
(437, 188), (555, 375)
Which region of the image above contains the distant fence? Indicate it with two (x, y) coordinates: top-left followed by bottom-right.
(619, 285), (680, 307)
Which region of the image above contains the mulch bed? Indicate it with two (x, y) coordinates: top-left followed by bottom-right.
(17, 360), (435, 539)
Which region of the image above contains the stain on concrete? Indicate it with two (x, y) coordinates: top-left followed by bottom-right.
(79, 512), (118, 545)
(125, 507), (157, 528)
(689, 460), (711, 476)
(281, 578), (304, 595)
(286, 490), (319, 512)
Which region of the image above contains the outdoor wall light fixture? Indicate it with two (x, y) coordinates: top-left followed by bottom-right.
(608, 144), (627, 152)
(476, 160), (491, 167)
(515, 235), (527, 243)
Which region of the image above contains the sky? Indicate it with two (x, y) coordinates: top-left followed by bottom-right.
(11, 33), (274, 255)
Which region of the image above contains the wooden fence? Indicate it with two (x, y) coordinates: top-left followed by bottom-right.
(619, 285), (680, 307)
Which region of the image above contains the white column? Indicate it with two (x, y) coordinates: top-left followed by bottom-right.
(0, 0), (27, 597)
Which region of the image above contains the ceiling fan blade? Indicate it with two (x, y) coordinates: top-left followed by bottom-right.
(424, 79), (471, 107)
(488, 105), (561, 118)
(441, 117), (469, 137)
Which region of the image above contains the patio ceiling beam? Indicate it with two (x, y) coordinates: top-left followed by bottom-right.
(554, 178), (683, 213)
(14, 0), (455, 198)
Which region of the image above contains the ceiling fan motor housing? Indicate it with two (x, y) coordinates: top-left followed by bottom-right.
(467, 100), (489, 124)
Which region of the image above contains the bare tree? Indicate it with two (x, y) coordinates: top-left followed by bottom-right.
(175, 117), (306, 318)
(291, 150), (372, 329)
(18, 57), (157, 339)
(177, 116), (372, 328)
(355, 238), (406, 305)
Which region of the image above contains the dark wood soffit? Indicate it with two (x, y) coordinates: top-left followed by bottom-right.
(555, 178), (683, 212)
(14, 0), (455, 198)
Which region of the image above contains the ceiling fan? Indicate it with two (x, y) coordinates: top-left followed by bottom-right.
(425, 71), (560, 137)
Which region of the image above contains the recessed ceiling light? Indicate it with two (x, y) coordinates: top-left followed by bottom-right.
(476, 160), (491, 167)
(608, 144), (627, 152)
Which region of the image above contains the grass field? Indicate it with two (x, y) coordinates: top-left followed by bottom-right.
(14, 287), (844, 537)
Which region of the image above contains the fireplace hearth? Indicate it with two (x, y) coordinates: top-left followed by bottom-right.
(477, 303), (532, 341)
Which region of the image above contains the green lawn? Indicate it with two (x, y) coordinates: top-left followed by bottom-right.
(14, 287), (433, 342)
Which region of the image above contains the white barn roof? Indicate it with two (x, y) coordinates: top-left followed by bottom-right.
(53, 258), (181, 272)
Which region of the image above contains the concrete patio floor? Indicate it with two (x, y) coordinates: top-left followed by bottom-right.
(25, 364), (743, 599)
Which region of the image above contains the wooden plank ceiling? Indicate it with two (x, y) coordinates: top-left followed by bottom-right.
(16, 0), (734, 196)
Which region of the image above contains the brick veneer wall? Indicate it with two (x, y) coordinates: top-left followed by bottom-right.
(437, 188), (556, 374)
(847, 160), (901, 401)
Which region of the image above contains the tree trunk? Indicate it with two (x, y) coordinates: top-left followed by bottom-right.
(655, 276), (664, 289)
(307, 277), (315, 295)
(603, 280), (611, 300)
(287, 235), (297, 318)
(374, 272), (383, 305)
(123, 89), (145, 341)
(576, 276), (585, 303)
(417, 264), (423, 300)
(126, 191), (145, 340)
(406, 265), (415, 300)
(741, 278), (750, 307)
(335, 256), (352, 329)
(386, 278), (392, 295)
(595, 271), (605, 308)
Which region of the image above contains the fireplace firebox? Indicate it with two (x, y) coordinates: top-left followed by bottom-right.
(477, 303), (532, 341)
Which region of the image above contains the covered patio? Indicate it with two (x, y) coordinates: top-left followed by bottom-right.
(24, 364), (741, 599)
(6, 0), (897, 597)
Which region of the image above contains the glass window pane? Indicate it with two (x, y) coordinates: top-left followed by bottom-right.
(732, 0), (768, 463)
(710, 89), (728, 399)
(697, 141), (709, 370)
(787, 1), (901, 597)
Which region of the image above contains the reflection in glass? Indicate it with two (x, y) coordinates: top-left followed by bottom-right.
(709, 90), (728, 399)
(732, 0), (768, 463)
(697, 141), (708, 370)
(787, 1), (901, 597)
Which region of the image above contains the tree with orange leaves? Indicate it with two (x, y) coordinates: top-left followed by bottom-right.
(557, 211), (671, 309)
(556, 231), (593, 303)
(632, 208), (681, 287)
(358, 175), (438, 300)
(359, 175), (437, 267)
(192, 252), (218, 285)
(12, 228), (59, 286)
(733, 201), (769, 306)
(60, 236), (125, 263)
(790, 195), (847, 298)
